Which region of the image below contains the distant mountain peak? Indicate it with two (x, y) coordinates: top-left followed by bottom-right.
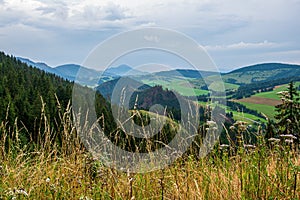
(111, 64), (132, 70)
(104, 64), (146, 76)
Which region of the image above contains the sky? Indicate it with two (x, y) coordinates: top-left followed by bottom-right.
(0, 0), (300, 72)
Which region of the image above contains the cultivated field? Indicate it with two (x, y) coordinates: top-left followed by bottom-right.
(236, 96), (281, 106)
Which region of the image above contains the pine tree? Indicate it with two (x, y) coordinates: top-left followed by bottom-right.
(274, 82), (300, 142)
(265, 119), (276, 139)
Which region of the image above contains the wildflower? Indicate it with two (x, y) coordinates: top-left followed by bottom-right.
(15, 188), (29, 197)
(285, 139), (293, 144)
(207, 121), (216, 126)
(268, 138), (280, 143)
(79, 196), (93, 200)
(219, 144), (230, 150)
(46, 177), (50, 183)
(279, 134), (297, 140)
(220, 144), (230, 148)
(243, 144), (256, 149)
(6, 189), (14, 197)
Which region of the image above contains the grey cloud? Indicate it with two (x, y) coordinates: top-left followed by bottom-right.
(36, 7), (56, 15)
(0, 8), (26, 27)
(35, 4), (69, 20)
(81, 2), (130, 22)
(102, 3), (128, 21)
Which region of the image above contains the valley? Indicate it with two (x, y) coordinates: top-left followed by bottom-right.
(17, 55), (300, 122)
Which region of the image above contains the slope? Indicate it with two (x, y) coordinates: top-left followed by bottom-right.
(222, 63), (300, 84)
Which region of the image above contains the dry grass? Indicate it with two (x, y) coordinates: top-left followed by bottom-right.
(1, 148), (299, 199)
(0, 99), (299, 199)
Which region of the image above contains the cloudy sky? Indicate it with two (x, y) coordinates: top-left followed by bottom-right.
(0, 0), (300, 71)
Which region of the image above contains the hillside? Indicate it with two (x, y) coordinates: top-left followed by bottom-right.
(222, 63), (300, 84)
(0, 52), (113, 145)
(16, 57), (117, 85)
(17, 57), (58, 74)
(129, 85), (180, 111)
(153, 69), (218, 79)
(1, 53), (72, 128)
(96, 77), (151, 100)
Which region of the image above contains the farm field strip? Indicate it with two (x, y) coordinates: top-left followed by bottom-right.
(236, 96), (281, 106)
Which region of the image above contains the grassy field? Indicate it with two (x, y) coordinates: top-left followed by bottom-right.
(142, 77), (239, 96)
(224, 82), (240, 90)
(254, 82), (300, 100)
(142, 78), (209, 96)
(230, 110), (266, 123)
(1, 109), (299, 199)
(254, 88), (282, 100)
(238, 102), (276, 119)
(198, 101), (266, 123)
(235, 82), (300, 119)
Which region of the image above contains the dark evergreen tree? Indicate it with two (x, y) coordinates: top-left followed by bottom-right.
(274, 82), (300, 142)
(264, 119), (276, 143)
(0, 52), (114, 148)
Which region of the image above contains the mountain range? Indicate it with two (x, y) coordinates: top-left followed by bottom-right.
(16, 57), (300, 93)
(4, 52), (300, 124)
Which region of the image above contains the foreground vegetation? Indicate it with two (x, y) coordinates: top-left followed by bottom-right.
(1, 101), (299, 199)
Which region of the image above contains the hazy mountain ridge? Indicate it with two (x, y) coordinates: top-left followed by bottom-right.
(96, 77), (151, 100)
(17, 57), (58, 75)
(16, 57), (300, 91)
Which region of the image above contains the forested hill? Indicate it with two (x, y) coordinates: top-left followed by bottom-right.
(228, 63), (300, 73)
(0, 52), (74, 134)
(222, 63), (300, 84)
(0, 51), (116, 146)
